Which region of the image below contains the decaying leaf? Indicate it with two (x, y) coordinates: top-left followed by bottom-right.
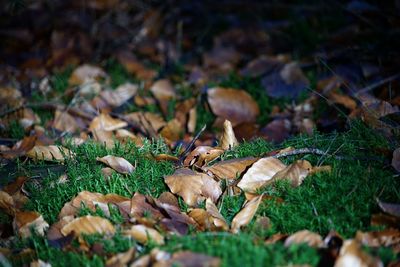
(219, 120), (238, 150)
(207, 87), (260, 126)
(106, 248), (135, 267)
(115, 129), (143, 147)
(123, 224), (164, 245)
(0, 135), (37, 159)
(355, 229), (400, 247)
(203, 157), (258, 181)
(89, 113), (127, 132)
(334, 239), (383, 267)
(0, 190), (16, 215)
(92, 129), (115, 149)
(14, 211), (49, 238)
(150, 79), (176, 101)
(124, 112), (166, 135)
(205, 198), (229, 231)
(61, 215), (115, 236)
(26, 145), (74, 162)
(164, 169), (222, 206)
(53, 109), (80, 133)
(272, 160), (313, 187)
(183, 146), (224, 167)
(69, 64), (108, 85)
(231, 194), (263, 233)
(237, 157), (286, 193)
(284, 230), (324, 248)
(100, 83), (138, 107)
(159, 119), (184, 142)
(96, 155), (135, 174)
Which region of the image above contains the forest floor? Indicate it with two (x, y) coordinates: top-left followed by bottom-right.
(0, 1), (400, 266)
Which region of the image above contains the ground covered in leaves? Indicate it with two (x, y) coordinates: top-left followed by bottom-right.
(1, 1), (400, 267)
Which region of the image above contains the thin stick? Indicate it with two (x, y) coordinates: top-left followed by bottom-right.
(355, 73), (400, 95)
(272, 148), (344, 160)
(178, 124), (206, 165)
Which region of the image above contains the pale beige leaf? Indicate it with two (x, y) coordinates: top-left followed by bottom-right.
(334, 239), (383, 267)
(96, 155), (135, 174)
(355, 229), (400, 247)
(101, 83), (138, 107)
(123, 225), (164, 245)
(271, 160), (312, 187)
(124, 112), (166, 134)
(26, 145), (74, 162)
(150, 79), (176, 101)
(159, 119), (183, 142)
(284, 230), (323, 248)
(115, 129), (143, 146)
(106, 247), (135, 267)
(237, 157), (286, 193)
(89, 113), (127, 131)
(203, 157), (258, 181)
(220, 120), (238, 150)
(183, 146), (224, 167)
(164, 169), (222, 207)
(206, 198), (229, 231)
(14, 211), (49, 238)
(0, 190), (16, 215)
(53, 109), (79, 133)
(69, 64), (108, 86)
(207, 87), (259, 126)
(61, 215), (115, 236)
(92, 129), (114, 149)
(231, 195), (263, 233)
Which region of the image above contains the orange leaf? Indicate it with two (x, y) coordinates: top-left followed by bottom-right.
(61, 215), (115, 236)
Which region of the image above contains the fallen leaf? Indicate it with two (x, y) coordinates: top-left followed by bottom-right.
(160, 251), (220, 267)
(334, 239), (383, 267)
(377, 199), (400, 218)
(124, 112), (166, 135)
(219, 120), (239, 150)
(30, 259), (52, 267)
(96, 155), (135, 174)
(284, 230), (324, 248)
(106, 247), (135, 267)
(159, 119), (183, 142)
(61, 215), (115, 236)
(184, 146), (224, 167)
(260, 119), (292, 143)
(371, 213), (400, 229)
(92, 129), (115, 149)
(14, 211), (49, 238)
(355, 229), (400, 247)
(53, 109), (80, 133)
(100, 83), (138, 107)
(150, 79), (176, 115)
(237, 157), (286, 193)
(26, 145), (74, 162)
(271, 160), (313, 187)
(0, 135), (37, 159)
(205, 198), (229, 231)
(231, 194), (263, 233)
(392, 148), (400, 173)
(89, 113), (127, 132)
(123, 224), (164, 245)
(115, 129), (143, 147)
(164, 168), (222, 206)
(69, 64), (108, 86)
(207, 87), (260, 126)
(0, 191), (16, 215)
(203, 157), (258, 181)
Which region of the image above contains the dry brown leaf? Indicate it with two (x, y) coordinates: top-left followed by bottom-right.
(30, 259), (52, 267)
(53, 109), (79, 133)
(159, 119), (183, 142)
(164, 169), (222, 207)
(237, 157), (286, 193)
(392, 148), (400, 173)
(100, 83), (138, 107)
(377, 199), (400, 218)
(205, 198), (229, 231)
(106, 247), (135, 267)
(115, 129), (143, 147)
(14, 211), (49, 238)
(157, 192), (179, 208)
(158, 251), (220, 267)
(203, 157), (258, 181)
(89, 113), (127, 132)
(26, 145), (74, 162)
(188, 209), (214, 231)
(334, 239), (383, 267)
(328, 91), (357, 111)
(69, 64), (108, 86)
(123, 224), (164, 245)
(271, 160), (313, 187)
(153, 154), (179, 162)
(124, 112), (166, 135)
(0, 190), (16, 215)
(92, 129), (115, 149)
(184, 146), (224, 167)
(0, 135), (37, 159)
(188, 108), (197, 133)
(284, 230), (323, 248)
(150, 79), (176, 101)
(207, 87), (260, 126)
(220, 120), (239, 150)
(231, 194), (263, 233)
(96, 155), (135, 174)
(355, 229), (400, 247)
(61, 215), (115, 236)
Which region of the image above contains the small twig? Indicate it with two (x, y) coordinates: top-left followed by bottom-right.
(178, 124), (206, 165)
(355, 73), (400, 95)
(272, 148), (345, 160)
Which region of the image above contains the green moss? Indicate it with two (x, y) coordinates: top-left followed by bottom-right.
(83, 232), (135, 254)
(6, 120), (25, 139)
(105, 59), (139, 88)
(163, 233), (320, 267)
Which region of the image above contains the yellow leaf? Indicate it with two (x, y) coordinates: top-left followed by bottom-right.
(231, 195), (263, 233)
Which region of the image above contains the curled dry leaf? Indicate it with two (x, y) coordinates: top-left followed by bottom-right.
(89, 113), (127, 132)
(26, 145), (74, 162)
(106, 247), (135, 267)
(100, 83), (138, 107)
(123, 224), (164, 245)
(96, 155), (135, 174)
(203, 157), (258, 181)
(237, 157), (286, 193)
(0, 135), (37, 159)
(284, 230), (324, 248)
(207, 87), (260, 126)
(68, 64), (108, 86)
(219, 120), (238, 150)
(231, 194), (263, 233)
(14, 211), (49, 238)
(164, 168), (222, 207)
(92, 129), (114, 149)
(205, 198), (229, 231)
(61, 215), (115, 236)
(334, 239), (383, 267)
(184, 146), (224, 167)
(272, 160), (313, 187)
